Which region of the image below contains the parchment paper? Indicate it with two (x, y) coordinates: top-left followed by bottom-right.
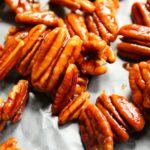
(0, 0), (150, 150)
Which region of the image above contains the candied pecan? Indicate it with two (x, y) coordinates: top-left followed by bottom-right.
(0, 137), (21, 150)
(1, 80), (29, 123)
(0, 36), (24, 80)
(58, 91), (90, 125)
(79, 104), (113, 150)
(96, 92), (145, 142)
(132, 1), (150, 27)
(16, 24), (47, 76)
(85, 0), (118, 43)
(31, 27), (82, 93)
(52, 64), (78, 115)
(50, 0), (95, 13)
(15, 10), (59, 26)
(5, 0), (40, 13)
(117, 24), (150, 61)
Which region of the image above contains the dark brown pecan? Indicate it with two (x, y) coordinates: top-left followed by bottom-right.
(0, 137), (21, 150)
(52, 64), (79, 115)
(15, 11), (59, 27)
(117, 24), (150, 61)
(50, 0), (95, 13)
(132, 1), (150, 27)
(96, 92), (145, 142)
(85, 0), (118, 43)
(31, 27), (82, 93)
(79, 104), (113, 150)
(58, 91), (90, 125)
(16, 24), (47, 76)
(5, 0), (40, 13)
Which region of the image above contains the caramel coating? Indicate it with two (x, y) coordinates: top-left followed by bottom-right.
(79, 104), (113, 150)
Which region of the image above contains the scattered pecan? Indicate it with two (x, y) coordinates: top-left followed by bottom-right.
(0, 137), (21, 150)
(31, 27), (82, 93)
(5, 0), (40, 14)
(50, 0), (95, 13)
(79, 104), (113, 150)
(52, 64), (78, 115)
(15, 10), (59, 27)
(132, 1), (150, 27)
(85, 0), (118, 43)
(117, 24), (150, 61)
(16, 24), (47, 76)
(58, 91), (90, 125)
(96, 92), (145, 142)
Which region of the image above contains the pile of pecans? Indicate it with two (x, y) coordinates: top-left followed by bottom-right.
(0, 0), (149, 150)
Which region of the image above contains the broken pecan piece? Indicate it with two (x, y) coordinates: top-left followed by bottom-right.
(15, 11), (59, 27)
(117, 24), (150, 61)
(96, 92), (145, 142)
(58, 91), (90, 125)
(5, 0), (40, 13)
(50, 0), (95, 13)
(132, 1), (150, 27)
(79, 104), (113, 150)
(31, 27), (82, 93)
(0, 137), (21, 150)
(85, 0), (118, 43)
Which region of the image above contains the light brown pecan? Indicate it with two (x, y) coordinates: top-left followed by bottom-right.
(96, 92), (145, 142)
(50, 0), (95, 13)
(31, 27), (82, 93)
(5, 0), (40, 14)
(58, 91), (90, 125)
(79, 104), (113, 150)
(15, 11), (59, 27)
(85, 0), (118, 43)
(132, 1), (150, 27)
(52, 64), (79, 115)
(0, 137), (21, 150)
(117, 24), (150, 61)
(16, 24), (47, 76)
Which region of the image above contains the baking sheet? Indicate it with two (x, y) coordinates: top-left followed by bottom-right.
(0, 0), (150, 149)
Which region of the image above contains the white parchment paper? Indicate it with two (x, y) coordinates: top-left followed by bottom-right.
(0, 0), (150, 150)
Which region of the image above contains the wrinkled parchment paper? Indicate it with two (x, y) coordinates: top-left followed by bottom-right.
(0, 0), (150, 149)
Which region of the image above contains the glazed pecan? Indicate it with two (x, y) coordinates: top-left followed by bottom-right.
(79, 104), (113, 150)
(52, 64), (78, 115)
(96, 92), (145, 142)
(16, 24), (47, 76)
(31, 27), (82, 93)
(132, 1), (150, 27)
(15, 10), (59, 26)
(85, 0), (118, 43)
(50, 0), (95, 13)
(0, 36), (24, 80)
(0, 137), (21, 150)
(5, 0), (40, 13)
(58, 91), (90, 125)
(1, 80), (29, 124)
(117, 24), (150, 61)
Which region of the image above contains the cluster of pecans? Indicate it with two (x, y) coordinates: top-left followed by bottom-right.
(0, 0), (149, 150)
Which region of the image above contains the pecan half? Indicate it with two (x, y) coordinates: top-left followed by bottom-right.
(52, 64), (78, 115)
(0, 137), (21, 150)
(58, 91), (90, 125)
(96, 92), (145, 142)
(16, 24), (47, 76)
(50, 0), (95, 13)
(15, 11), (59, 27)
(85, 0), (118, 43)
(79, 104), (113, 150)
(132, 1), (150, 27)
(117, 24), (150, 61)
(5, 0), (40, 13)
(31, 27), (82, 92)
